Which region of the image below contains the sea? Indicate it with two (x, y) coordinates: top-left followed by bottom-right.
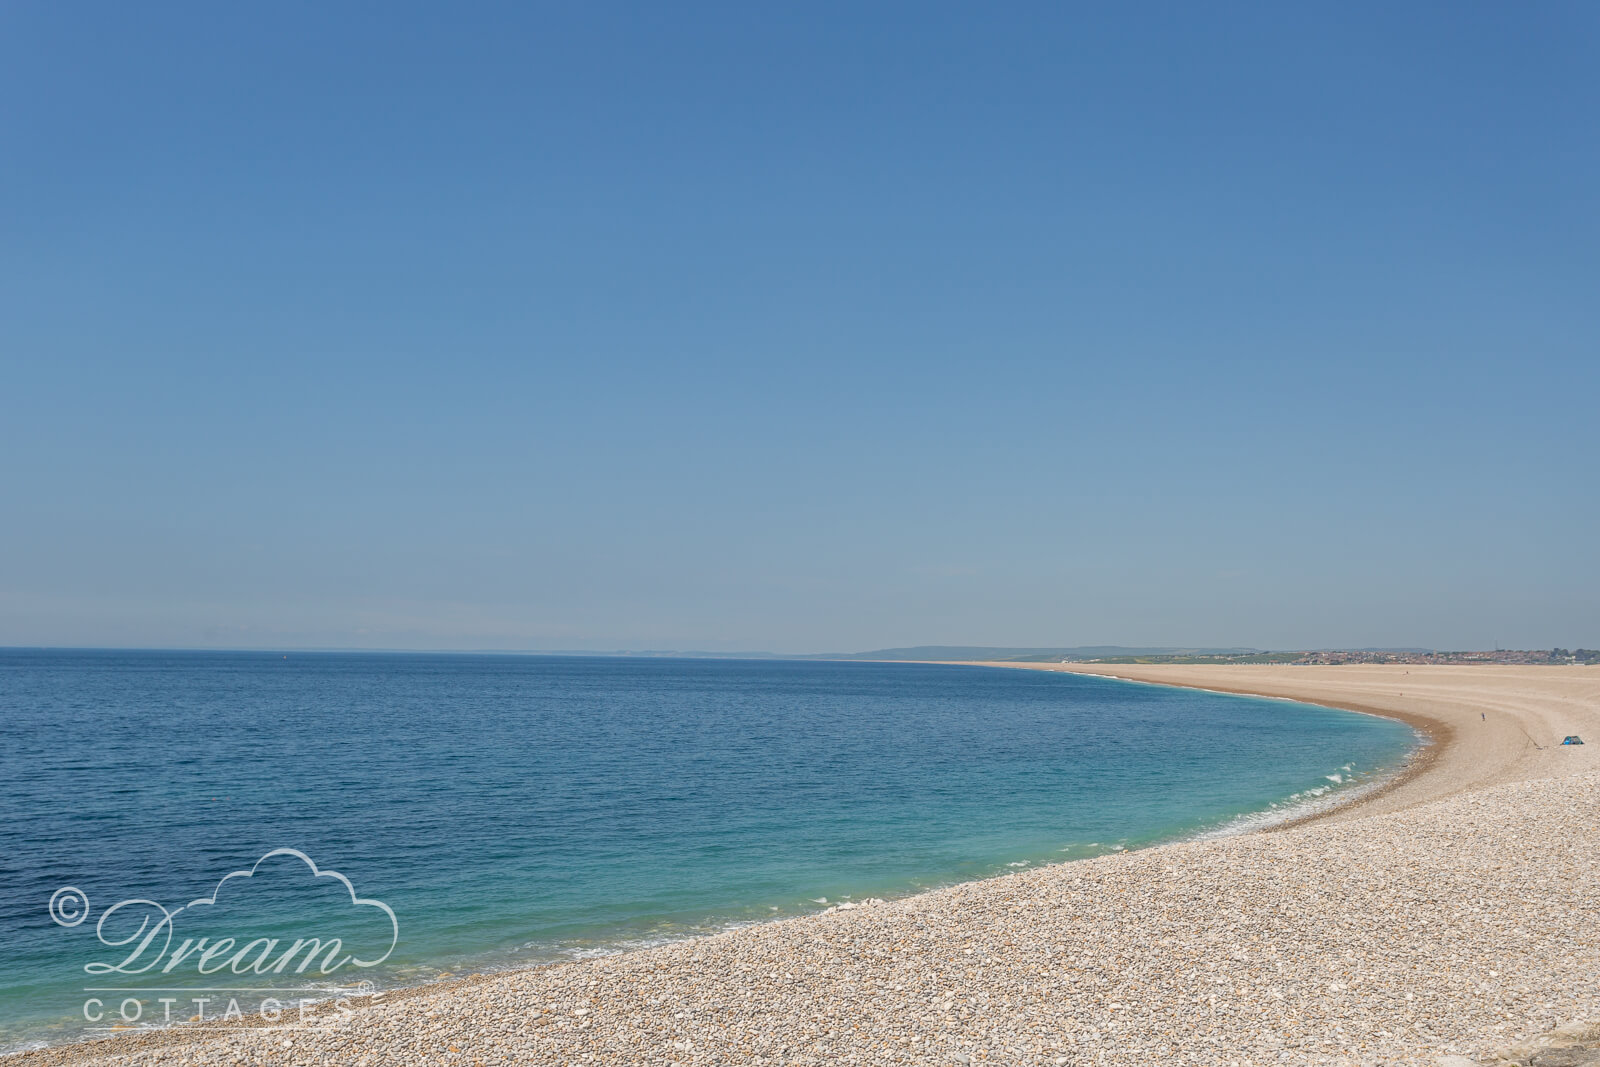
(0, 650), (1418, 1049)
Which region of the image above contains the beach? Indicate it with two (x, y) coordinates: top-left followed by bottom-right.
(16, 664), (1600, 1067)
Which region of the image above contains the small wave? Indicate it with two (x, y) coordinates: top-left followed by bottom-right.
(1191, 751), (1417, 841)
(557, 936), (689, 960)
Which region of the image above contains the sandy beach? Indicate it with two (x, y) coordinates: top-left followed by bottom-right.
(987, 663), (1599, 824)
(16, 664), (1600, 1067)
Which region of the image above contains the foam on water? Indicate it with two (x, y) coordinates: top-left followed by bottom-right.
(1194, 727), (1431, 839)
(0, 651), (1420, 1050)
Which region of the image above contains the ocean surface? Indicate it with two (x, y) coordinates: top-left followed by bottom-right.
(0, 650), (1417, 1049)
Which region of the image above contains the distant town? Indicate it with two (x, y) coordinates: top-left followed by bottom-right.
(511, 645), (1600, 666)
(1073, 648), (1600, 666)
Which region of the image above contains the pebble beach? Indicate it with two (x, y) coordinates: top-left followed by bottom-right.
(16, 664), (1600, 1067)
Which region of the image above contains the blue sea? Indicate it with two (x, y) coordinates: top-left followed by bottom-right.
(0, 650), (1417, 1049)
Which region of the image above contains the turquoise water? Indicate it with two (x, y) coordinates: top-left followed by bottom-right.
(0, 651), (1416, 1048)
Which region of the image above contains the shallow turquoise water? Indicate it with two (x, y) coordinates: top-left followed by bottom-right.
(0, 651), (1415, 1048)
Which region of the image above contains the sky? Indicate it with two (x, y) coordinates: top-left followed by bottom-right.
(2, 2), (1596, 653)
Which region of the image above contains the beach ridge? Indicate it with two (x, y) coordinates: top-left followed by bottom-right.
(18, 665), (1600, 1066)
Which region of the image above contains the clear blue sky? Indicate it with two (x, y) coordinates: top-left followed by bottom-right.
(2, 2), (1595, 652)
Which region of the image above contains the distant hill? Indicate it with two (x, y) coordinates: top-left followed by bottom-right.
(505, 649), (787, 659)
(816, 646), (1262, 662)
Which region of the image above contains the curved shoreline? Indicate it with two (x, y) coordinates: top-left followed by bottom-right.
(1245, 698), (1448, 833)
(960, 661), (1592, 821)
(4, 672), (1406, 1054)
(15, 664), (1600, 1066)
(969, 665), (1459, 832)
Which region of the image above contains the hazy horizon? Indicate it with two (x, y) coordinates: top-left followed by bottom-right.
(4, 3), (1596, 653)
(0, 642), (1582, 659)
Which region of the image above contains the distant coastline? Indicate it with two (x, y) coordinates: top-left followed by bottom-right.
(6, 643), (1596, 665)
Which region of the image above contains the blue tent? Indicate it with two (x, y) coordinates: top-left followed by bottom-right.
(1561, 735), (1584, 745)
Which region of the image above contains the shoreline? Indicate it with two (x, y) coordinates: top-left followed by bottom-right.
(14, 664), (1600, 1066)
(3, 721), (1402, 1056)
(950, 662), (1457, 833)
(970, 662), (1594, 819)
(3, 666), (1429, 1054)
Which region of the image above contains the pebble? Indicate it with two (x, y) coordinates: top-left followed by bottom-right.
(15, 675), (1600, 1067)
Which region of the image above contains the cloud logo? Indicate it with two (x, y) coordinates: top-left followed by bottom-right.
(184, 848), (399, 968)
(66, 848), (399, 977)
